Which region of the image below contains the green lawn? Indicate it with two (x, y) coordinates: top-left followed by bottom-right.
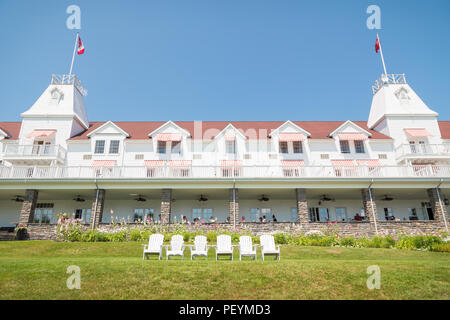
(0, 241), (449, 300)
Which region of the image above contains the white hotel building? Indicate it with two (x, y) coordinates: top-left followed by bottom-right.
(0, 73), (449, 238)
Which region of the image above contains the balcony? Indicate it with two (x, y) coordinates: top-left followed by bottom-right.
(395, 144), (450, 161)
(1, 144), (67, 164)
(0, 164), (449, 180)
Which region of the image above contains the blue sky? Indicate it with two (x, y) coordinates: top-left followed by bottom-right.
(0, 0), (449, 122)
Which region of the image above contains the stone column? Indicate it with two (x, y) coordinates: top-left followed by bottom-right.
(427, 188), (448, 228)
(296, 188), (309, 224)
(90, 189), (106, 228)
(362, 188), (378, 232)
(229, 188), (239, 224)
(160, 189), (172, 224)
(19, 189), (39, 225)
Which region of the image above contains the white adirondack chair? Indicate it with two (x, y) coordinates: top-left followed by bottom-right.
(238, 236), (258, 260)
(260, 234), (281, 261)
(214, 234), (235, 260)
(189, 235), (209, 260)
(142, 233), (164, 260)
(166, 234), (186, 260)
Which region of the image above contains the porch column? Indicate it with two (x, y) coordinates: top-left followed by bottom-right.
(19, 189), (39, 225)
(160, 189), (171, 224)
(296, 188), (309, 224)
(427, 188), (449, 230)
(362, 188), (378, 233)
(90, 189), (106, 228)
(229, 188), (239, 224)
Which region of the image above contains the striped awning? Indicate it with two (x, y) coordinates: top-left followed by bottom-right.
(356, 159), (381, 166)
(221, 160), (242, 167)
(169, 160), (192, 167)
(331, 160), (356, 166)
(27, 129), (56, 138)
(281, 160), (305, 167)
(337, 133), (368, 141)
(404, 128), (432, 137)
(156, 133), (182, 141)
(224, 132), (236, 140)
(144, 160), (165, 167)
(91, 160), (116, 167)
(278, 133), (305, 142)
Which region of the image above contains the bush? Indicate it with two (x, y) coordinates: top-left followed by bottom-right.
(430, 243), (450, 253)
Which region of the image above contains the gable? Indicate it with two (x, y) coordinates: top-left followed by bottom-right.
(86, 121), (129, 138)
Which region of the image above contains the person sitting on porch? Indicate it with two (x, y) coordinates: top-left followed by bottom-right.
(259, 217), (263, 223)
(354, 213), (363, 221)
(272, 214), (277, 222)
(209, 216), (217, 223)
(240, 216), (245, 222)
(226, 216), (231, 223)
(262, 216), (267, 223)
(182, 216), (188, 224)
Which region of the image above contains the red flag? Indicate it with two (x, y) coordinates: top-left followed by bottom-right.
(375, 37), (380, 53)
(77, 36), (85, 55)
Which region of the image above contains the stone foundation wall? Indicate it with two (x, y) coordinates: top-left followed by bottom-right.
(26, 224), (58, 240)
(21, 220), (448, 240)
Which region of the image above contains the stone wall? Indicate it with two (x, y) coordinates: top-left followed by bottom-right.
(26, 224), (58, 240)
(20, 220), (449, 240)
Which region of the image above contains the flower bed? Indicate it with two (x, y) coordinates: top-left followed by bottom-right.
(55, 214), (449, 252)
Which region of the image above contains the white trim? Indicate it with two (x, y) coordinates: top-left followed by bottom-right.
(87, 121), (130, 138)
(329, 120), (372, 138)
(0, 128), (8, 138)
(269, 120), (311, 138)
(215, 123), (247, 140)
(147, 120), (191, 138)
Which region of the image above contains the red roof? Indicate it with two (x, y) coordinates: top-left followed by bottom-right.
(68, 120), (392, 140)
(439, 122), (450, 139)
(0, 122), (21, 140)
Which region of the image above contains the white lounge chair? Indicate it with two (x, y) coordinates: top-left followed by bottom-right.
(238, 236), (258, 260)
(214, 234), (235, 260)
(189, 235), (209, 260)
(142, 233), (164, 260)
(260, 234), (281, 261)
(165, 234), (186, 260)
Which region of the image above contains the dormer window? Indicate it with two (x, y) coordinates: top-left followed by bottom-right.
(279, 141), (288, 154)
(94, 140), (105, 154)
(171, 141), (181, 154)
(226, 140), (236, 154)
(354, 140), (365, 153)
(340, 140), (350, 153)
(109, 140), (120, 154)
(293, 141), (303, 154)
(157, 141), (167, 154)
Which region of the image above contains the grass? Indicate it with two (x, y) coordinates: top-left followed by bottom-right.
(0, 241), (449, 300)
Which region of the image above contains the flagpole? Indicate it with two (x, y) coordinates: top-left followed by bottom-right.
(377, 33), (388, 76)
(69, 32), (79, 76)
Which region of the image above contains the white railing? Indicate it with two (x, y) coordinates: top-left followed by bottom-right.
(372, 74), (406, 95)
(1, 165), (450, 179)
(395, 144), (450, 159)
(51, 74), (87, 96)
(2, 144), (67, 162)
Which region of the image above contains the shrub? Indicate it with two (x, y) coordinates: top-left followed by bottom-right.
(430, 243), (450, 253)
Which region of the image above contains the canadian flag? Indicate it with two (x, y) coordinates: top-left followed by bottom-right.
(77, 36), (85, 55)
(375, 36), (380, 53)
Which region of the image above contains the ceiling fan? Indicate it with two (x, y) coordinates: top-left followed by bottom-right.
(130, 194), (147, 202)
(198, 194), (208, 202)
(11, 195), (24, 202)
(380, 195), (394, 201)
(319, 195), (335, 202)
(258, 195), (269, 202)
(72, 195), (85, 202)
